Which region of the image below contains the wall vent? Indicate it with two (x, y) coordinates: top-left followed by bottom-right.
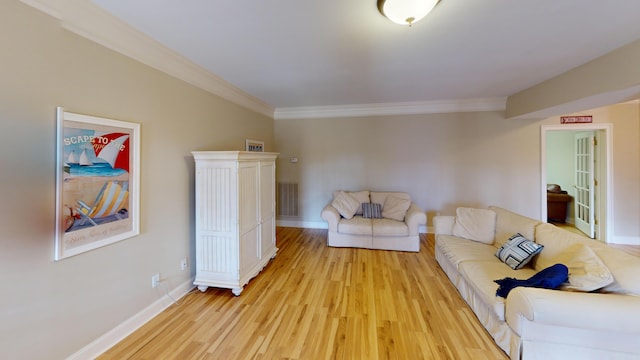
(277, 182), (299, 217)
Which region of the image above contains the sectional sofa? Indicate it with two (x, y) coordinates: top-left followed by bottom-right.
(434, 206), (640, 359)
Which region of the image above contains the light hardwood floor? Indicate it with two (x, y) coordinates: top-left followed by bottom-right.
(99, 228), (508, 360)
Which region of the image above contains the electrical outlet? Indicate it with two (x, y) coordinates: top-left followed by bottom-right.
(180, 258), (188, 271)
(151, 273), (160, 288)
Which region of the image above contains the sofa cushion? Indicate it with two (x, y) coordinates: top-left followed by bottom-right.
(458, 261), (537, 321)
(489, 206), (541, 249)
(331, 191), (361, 219)
(593, 246), (640, 296)
(382, 195), (411, 221)
(436, 235), (500, 267)
(372, 218), (409, 236)
(533, 223), (598, 271)
(533, 223), (640, 295)
(334, 190), (370, 215)
(553, 244), (614, 292)
(452, 207), (497, 244)
(495, 233), (544, 270)
(337, 216), (372, 235)
(362, 202), (383, 219)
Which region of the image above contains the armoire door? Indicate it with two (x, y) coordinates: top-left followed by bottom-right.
(260, 161), (276, 258)
(238, 162), (260, 273)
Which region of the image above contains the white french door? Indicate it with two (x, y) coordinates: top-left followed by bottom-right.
(574, 132), (595, 238)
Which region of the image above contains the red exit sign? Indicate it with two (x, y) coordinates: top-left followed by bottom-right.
(561, 115), (592, 124)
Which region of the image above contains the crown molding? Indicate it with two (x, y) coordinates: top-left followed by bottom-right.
(20, 0), (274, 119)
(274, 97), (507, 120)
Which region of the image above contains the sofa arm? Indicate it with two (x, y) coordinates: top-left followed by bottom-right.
(506, 287), (640, 335)
(321, 204), (340, 232)
(405, 203), (427, 235)
(433, 215), (455, 235)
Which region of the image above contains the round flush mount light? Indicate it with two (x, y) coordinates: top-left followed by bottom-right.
(377, 0), (441, 26)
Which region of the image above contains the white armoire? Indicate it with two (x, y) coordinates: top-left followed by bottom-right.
(192, 151), (278, 296)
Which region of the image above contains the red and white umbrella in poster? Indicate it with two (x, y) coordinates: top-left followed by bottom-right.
(91, 132), (130, 172)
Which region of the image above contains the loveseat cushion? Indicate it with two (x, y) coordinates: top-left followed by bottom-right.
(337, 216), (372, 235)
(489, 206), (541, 249)
(331, 191), (361, 219)
(370, 191), (410, 205)
(452, 207), (496, 244)
(372, 218), (409, 237)
(382, 195), (411, 221)
(333, 190), (370, 215)
(436, 235), (500, 268)
(458, 261), (537, 321)
(369, 191), (416, 221)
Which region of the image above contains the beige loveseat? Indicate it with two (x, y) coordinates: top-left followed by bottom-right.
(434, 206), (640, 360)
(321, 190), (426, 252)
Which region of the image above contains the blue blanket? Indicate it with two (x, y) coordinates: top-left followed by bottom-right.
(494, 263), (568, 298)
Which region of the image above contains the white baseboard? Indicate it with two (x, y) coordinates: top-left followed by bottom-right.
(67, 278), (196, 360)
(609, 235), (640, 246)
(276, 220), (328, 229)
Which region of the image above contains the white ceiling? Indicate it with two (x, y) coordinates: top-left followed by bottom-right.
(88, 0), (640, 112)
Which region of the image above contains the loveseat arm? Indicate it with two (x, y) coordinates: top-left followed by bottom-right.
(433, 215), (455, 236)
(506, 287), (640, 335)
(321, 204), (341, 232)
(404, 203), (427, 235)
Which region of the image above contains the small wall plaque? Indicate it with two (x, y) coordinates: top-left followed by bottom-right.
(560, 115), (592, 124)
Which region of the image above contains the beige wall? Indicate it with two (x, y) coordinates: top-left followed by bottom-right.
(542, 102), (640, 238)
(275, 111), (543, 224)
(0, 2), (273, 359)
(275, 104), (640, 244)
(543, 102), (640, 240)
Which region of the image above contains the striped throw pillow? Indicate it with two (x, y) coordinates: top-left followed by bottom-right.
(495, 233), (544, 270)
(362, 203), (383, 219)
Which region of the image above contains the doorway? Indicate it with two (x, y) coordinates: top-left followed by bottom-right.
(540, 124), (613, 243)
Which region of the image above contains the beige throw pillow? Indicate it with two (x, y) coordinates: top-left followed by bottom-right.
(331, 191), (361, 220)
(382, 196), (411, 221)
(452, 207), (496, 244)
(489, 206), (540, 249)
(334, 190), (370, 215)
(593, 246), (640, 295)
(555, 244), (614, 292)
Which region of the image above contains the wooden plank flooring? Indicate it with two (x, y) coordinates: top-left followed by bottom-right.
(98, 228), (509, 360)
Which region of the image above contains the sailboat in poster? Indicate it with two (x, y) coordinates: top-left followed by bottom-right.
(78, 149), (93, 166)
(66, 149), (93, 166)
(95, 134), (129, 170)
(67, 151), (77, 164)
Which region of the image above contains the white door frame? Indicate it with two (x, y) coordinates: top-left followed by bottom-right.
(540, 124), (614, 243)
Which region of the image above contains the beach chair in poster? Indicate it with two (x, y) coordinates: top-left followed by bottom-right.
(76, 181), (129, 226)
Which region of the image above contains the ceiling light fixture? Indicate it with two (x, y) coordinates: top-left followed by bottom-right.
(377, 0), (440, 27)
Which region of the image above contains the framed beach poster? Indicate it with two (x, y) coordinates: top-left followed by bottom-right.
(55, 107), (140, 260)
